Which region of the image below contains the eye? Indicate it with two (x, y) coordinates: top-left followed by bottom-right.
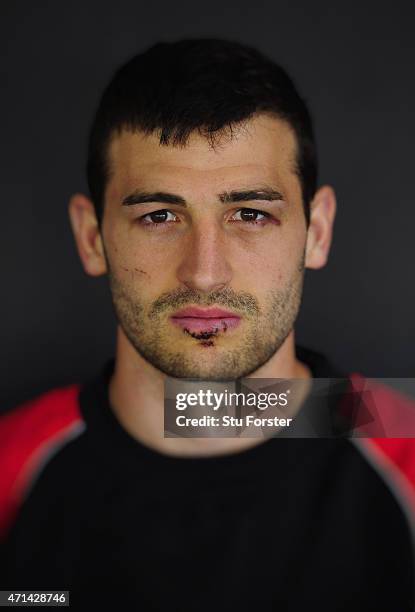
(140, 209), (178, 226)
(230, 208), (270, 224)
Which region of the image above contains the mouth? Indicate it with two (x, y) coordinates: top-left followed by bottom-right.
(170, 307), (242, 335)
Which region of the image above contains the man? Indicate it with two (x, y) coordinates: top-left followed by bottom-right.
(1, 39), (414, 610)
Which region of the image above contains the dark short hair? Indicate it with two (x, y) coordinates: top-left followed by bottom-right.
(87, 39), (317, 224)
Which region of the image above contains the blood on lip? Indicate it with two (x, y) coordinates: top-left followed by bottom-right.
(183, 320), (228, 339)
(171, 316), (240, 334)
(170, 306), (241, 337)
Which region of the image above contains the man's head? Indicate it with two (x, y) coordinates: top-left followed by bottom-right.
(87, 38), (317, 226)
(69, 39), (336, 380)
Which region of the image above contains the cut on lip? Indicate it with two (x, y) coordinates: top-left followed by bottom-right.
(170, 315), (241, 333)
(171, 307), (240, 318)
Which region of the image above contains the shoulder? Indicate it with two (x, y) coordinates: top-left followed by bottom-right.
(347, 373), (415, 513)
(348, 372), (415, 438)
(0, 384), (85, 538)
(0, 384), (84, 456)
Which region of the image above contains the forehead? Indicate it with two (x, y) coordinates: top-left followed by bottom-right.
(106, 114), (300, 197)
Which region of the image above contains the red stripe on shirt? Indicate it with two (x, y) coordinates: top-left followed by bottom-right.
(0, 385), (83, 538)
(349, 373), (415, 515)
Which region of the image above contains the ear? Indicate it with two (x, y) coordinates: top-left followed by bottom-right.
(305, 185), (337, 270)
(68, 193), (107, 276)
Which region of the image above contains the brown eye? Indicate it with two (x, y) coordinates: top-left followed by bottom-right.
(149, 210), (169, 223)
(232, 208), (268, 222)
(140, 209), (177, 225)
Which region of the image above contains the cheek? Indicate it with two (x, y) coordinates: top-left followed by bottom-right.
(115, 251), (154, 283)
(229, 246), (282, 298)
(108, 233), (190, 288)
(234, 233), (290, 273)
(104, 227), (156, 283)
(234, 232), (304, 291)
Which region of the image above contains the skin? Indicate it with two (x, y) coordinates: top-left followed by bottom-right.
(69, 113), (336, 456)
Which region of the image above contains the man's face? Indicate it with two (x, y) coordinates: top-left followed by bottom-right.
(101, 114), (308, 380)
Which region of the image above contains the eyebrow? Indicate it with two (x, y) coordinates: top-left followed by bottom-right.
(121, 188), (285, 207)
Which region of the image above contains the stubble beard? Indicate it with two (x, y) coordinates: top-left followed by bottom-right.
(107, 252), (305, 381)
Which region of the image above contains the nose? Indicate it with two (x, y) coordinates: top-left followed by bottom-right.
(176, 221), (233, 294)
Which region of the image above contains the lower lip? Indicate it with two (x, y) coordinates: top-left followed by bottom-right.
(170, 316), (241, 334)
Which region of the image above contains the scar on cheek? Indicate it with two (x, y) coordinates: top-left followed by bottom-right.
(120, 266), (149, 276)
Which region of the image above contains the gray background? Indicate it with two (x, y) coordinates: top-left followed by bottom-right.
(1, 1), (414, 411)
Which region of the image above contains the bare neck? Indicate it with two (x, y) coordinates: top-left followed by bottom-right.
(108, 327), (311, 458)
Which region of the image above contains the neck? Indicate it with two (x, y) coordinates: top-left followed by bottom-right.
(108, 327), (312, 458)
